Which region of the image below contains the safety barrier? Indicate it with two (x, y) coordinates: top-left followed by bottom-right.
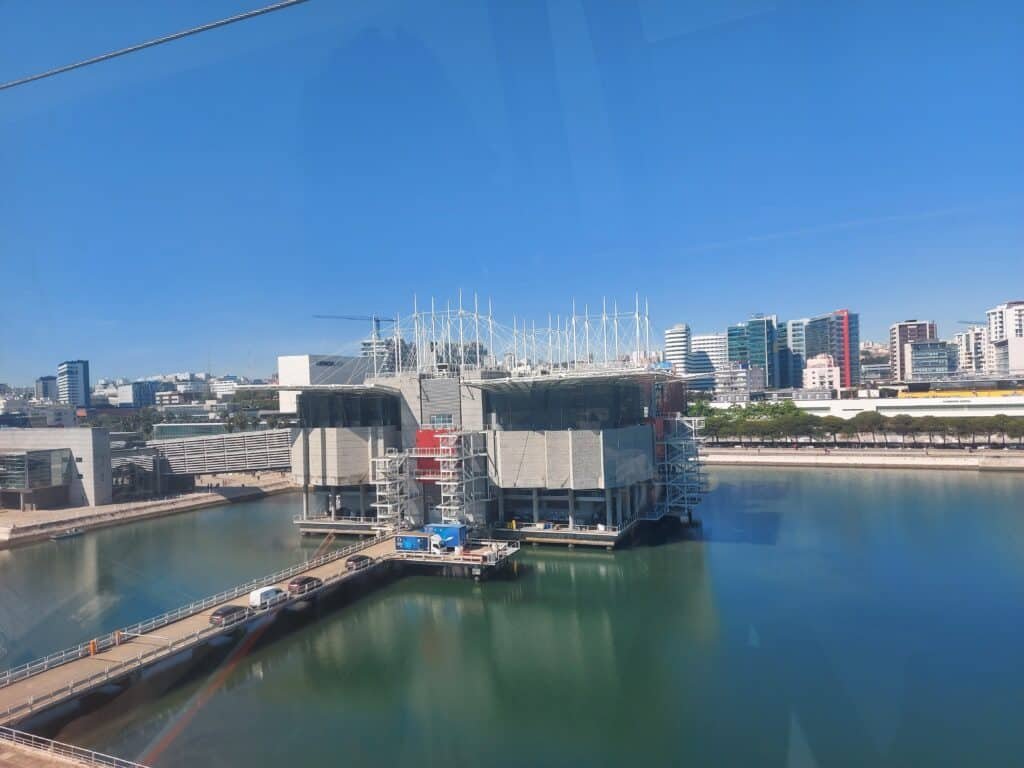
(0, 533), (388, 690)
(0, 725), (148, 767)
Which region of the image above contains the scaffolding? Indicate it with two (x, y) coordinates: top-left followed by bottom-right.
(370, 448), (416, 531)
(655, 417), (708, 523)
(434, 431), (490, 525)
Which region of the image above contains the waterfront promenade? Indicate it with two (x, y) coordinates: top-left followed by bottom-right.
(0, 474), (295, 550)
(704, 446), (1024, 471)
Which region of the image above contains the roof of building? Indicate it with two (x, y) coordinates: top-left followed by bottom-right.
(462, 368), (678, 392)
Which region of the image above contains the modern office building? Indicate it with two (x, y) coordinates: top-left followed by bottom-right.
(889, 320), (937, 382)
(713, 363), (765, 404)
(986, 301), (1024, 374)
(57, 360), (91, 408)
(803, 353), (841, 391)
(954, 326), (988, 374)
(805, 310), (860, 387)
(35, 376), (58, 401)
(905, 340), (957, 381)
(689, 333), (727, 391)
(744, 315), (779, 389)
(778, 318), (808, 389)
(663, 324), (691, 375)
(727, 324), (748, 365)
(860, 363), (892, 383)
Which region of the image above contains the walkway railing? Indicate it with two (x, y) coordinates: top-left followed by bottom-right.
(0, 726), (148, 768)
(0, 533), (388, 690)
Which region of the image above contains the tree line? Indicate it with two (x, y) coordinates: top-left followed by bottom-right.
(687, 400), (1024, 447)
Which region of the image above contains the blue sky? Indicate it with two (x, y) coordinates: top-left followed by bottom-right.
(1, 0), (1022, 384)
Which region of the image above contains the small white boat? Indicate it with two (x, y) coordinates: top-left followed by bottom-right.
(50, 527), (83, 541)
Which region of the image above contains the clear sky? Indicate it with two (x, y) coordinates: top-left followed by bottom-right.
(1, 0), (1022, 384)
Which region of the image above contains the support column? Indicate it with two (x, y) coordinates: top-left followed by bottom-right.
(301, 427), (310, 521)
(497, 487), (505, 523)
(626, 484), (633, 523)
(568, 489), (575, 530)
(359, 484), (367, 517)
(532, 488), (540, 524)
(605, 488), (613, 529)
(616, 489), (623, 527)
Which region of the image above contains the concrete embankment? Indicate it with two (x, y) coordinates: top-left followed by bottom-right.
(703, 447), (1024, 472)
(0, 474), (297, 550)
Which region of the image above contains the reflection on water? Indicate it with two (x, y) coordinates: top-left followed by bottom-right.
(2, 470), (1024, 765)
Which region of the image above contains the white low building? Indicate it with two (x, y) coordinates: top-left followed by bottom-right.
(803, 353), (841, 392)
(277, 354), (371, 413)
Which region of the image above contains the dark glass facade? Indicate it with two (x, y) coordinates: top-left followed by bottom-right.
(806, 310), (860, 387)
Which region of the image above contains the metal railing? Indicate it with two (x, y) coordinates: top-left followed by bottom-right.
(0, 534), (389, 690)
(294, 514), (382, 524)
(0, 725), (149, 767)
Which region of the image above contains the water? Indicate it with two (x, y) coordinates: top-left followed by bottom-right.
(2, 469), (1024, 766)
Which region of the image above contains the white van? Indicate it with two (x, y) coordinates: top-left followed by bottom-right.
(248, 586), (286, 610)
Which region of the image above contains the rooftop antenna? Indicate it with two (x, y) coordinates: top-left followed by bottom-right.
(614, 300), (620, 363)
(602, 297), (609, 366)
(474, 293), (481, 369)
(488, 298), (495, 368)
(572, 299), (578, 370)
(585, 303), (591, 366)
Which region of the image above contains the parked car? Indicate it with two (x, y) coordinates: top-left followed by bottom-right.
(209, 604), (251, 627)
(288, 575), (323, 595)
(248, 586), (287, 609)
(346, 554), (372, 572)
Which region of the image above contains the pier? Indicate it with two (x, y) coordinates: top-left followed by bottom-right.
(0, 534), (518, 729)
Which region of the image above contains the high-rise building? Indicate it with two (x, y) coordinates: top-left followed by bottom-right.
(57, 360), (90, 408)
(953, 326), (988, 374)
(689, 333), (727, 391)
(905, 340), (956, 381)
(35, 376), (58, 401)
(663, 324), (691, 375)
(805, 309), (860, 387)
(727, 324), (748, 365)
(777, 318), (808, 388)
(889, 320), (937, 382)
(985, 301), (1024, 375)
(745, 315), (779, 388)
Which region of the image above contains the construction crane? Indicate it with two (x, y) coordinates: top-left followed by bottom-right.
(312, 314), (397, 377)
(957, 320), (986, 326)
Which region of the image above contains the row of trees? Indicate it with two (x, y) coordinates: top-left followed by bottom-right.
(687, 400), (1024, 447)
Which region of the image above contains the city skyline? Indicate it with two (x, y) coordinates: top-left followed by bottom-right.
(2, 1), (1022, 383)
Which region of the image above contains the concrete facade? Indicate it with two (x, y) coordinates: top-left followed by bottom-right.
(0, 428), (111, 506)
(486, 425), (654, 490)
(289, 426), (400, 486)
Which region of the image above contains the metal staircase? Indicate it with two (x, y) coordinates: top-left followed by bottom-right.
(370, 449), (416, 531)
(655, 416), (708, 523)
(434, 431), (490, 525)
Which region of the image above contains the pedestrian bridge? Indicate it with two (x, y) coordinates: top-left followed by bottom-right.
(146, 428), (294, 476)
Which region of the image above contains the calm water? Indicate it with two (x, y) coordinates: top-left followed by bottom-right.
(2, 469), (1023, 766)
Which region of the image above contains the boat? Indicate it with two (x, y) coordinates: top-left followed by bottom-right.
(50, 527), (83, 541)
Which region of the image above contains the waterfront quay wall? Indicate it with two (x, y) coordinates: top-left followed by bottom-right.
(0, 476), (296, 550)
(704, 447), (1024, 472)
